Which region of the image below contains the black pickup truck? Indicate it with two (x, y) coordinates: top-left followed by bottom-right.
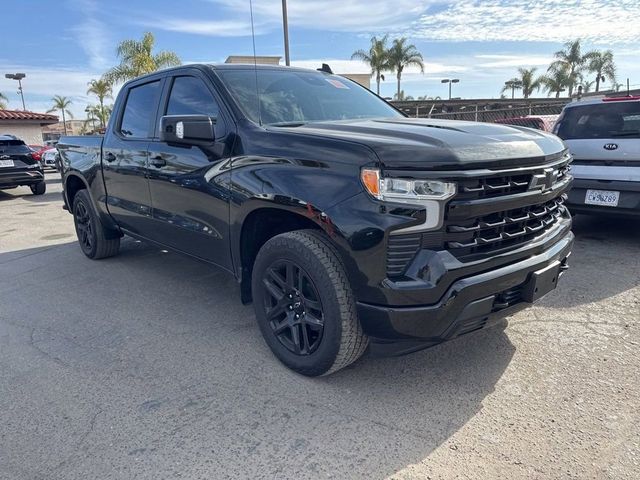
(58, 64), (574, 376)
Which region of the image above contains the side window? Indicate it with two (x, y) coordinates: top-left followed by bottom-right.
(167, 76), (220, 119)
(120, 80), (161, 138)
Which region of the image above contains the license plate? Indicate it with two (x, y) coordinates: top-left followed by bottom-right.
(0, 159), (14, 167)
(585, 189), (620, 207)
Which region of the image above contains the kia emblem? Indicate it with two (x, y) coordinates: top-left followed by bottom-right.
(603, 143), (618, 151)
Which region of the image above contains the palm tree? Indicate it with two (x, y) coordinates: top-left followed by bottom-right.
(501, 79), (522, 99)
(87, 79), (112, 128)
(104, 32), (181, 84)
(581, 80), (595, 94)
(584, 50), (616, 92)
(351, 35), (391, 95)
(0, 92), (8, 109)
(388, 38), (424, 101)
(48, 95), (74, 135)
(502, 68), (542, 98)
(541, 69), (571, 98)
(549, 39), (586, 97)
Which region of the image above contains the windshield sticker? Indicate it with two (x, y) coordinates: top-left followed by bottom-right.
(326, 78), (349, 89)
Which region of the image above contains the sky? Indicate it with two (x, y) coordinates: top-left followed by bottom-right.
(1, 0), (639, 119)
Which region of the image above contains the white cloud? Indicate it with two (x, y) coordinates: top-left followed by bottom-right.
(409, 0), (640, 44)
(474, 54), (553, 69)
(210, 0), (433, 31)
(0, 62), (104, 117)
(68, 0), (112, 69)
(140, 18), (266, 37)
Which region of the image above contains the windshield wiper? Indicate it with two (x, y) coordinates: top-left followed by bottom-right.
(268, 122), (307, 127)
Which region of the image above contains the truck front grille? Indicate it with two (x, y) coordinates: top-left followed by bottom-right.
(386, 153), (572, 278)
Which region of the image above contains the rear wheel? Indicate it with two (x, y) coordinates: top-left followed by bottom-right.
(30, 180), (46, 195)
(251, 230), (368, 376)
(72, 189), (120, 259)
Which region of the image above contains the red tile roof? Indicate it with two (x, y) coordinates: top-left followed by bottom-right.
(0, 110), (59, 122)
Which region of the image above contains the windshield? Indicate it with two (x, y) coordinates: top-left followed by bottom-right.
(218, 69), (402, 126)
(556, 101), (640, 140)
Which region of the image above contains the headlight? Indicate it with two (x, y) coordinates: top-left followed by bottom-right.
(361, 168), (456, 201)
(361, 168), (456, 233)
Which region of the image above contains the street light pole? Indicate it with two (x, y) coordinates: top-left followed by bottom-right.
(5, 73), (26, 110)
(282, 0), (290, 66)
(441, 78), (460, 100)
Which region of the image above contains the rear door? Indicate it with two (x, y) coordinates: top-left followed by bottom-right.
(102, 77), (163, 235)
(145, 70), (235, 270)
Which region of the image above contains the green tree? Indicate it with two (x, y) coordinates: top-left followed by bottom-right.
(388, 38), (424, 101)
(87, 79), (112, 128)
(47, 95), (73, 135)
(0, 92), (7, 109)
(504, 67), (543, 99)
(548, 39), (586, 96)
(541, 69), (571, 98)
(104, 32), (181, 84)
(584, 50), (616, 92)
(351, 35), (391, 95)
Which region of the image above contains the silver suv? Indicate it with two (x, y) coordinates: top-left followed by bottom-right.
(554, 96), (640, 217)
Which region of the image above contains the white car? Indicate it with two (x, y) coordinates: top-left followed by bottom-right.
(554, 95), (640, 217)
(41, 148), (58, 169)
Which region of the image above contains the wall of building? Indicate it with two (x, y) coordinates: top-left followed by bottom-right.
(341, 74), (371, 90)
(0, 123), (46, 145)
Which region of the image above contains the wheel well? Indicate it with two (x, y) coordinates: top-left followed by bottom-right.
(240, 208), (321, 304)
(65, 175), (86, 208)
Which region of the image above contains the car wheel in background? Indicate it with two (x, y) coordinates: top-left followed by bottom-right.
(29, 180), (46, 195)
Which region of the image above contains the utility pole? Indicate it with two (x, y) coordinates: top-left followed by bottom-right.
(282, 0), (290, 66)
(5, 73), (26, 110)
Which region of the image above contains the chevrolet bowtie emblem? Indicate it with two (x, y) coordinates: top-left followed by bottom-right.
(529, 168), (558, 192)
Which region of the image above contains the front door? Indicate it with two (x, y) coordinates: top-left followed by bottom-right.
(146, 73), (234, 270)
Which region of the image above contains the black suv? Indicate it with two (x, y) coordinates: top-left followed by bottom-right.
(0, 134), (46, 195)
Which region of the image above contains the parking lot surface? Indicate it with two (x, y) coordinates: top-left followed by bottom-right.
(1, 173), (639, 479)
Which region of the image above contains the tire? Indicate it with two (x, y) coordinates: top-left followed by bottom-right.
(72, 189), (120, 259)
(30, 180), (46, 195)
(251, 230), (368, 376)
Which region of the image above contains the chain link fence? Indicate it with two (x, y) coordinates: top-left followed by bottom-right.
(391, 99), (570, 123)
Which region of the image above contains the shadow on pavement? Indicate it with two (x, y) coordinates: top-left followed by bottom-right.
(0, 238), (515, 478)
(540, 214), (640, 308)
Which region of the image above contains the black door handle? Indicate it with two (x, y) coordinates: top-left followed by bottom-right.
(104, 151), (117, 163)
(150, 155), (166, 168)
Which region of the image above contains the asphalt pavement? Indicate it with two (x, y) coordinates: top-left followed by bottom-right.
(1, 173), (638, 479)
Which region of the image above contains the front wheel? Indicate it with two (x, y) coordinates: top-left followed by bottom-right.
(30, 180), (46, 195)
(251, 230), (368, 376)
(72, 189), (120, 259)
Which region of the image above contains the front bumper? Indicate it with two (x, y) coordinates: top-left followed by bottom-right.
(358, 230), (573, 354)
(0, 169), (45, 188)
(567, 178), (640, 217)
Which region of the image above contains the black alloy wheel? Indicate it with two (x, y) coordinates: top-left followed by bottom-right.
(251, 230), (368, 376)
(72, 189), (120, 259)
(74, 199), (93, 254)
(262, 259), (325, 355)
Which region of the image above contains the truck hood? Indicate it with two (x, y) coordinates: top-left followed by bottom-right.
(276, 118), (566, 170)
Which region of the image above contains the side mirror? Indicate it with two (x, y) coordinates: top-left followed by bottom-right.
(159, 115), (215, 145)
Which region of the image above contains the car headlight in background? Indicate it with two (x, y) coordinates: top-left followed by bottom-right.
(361, 168), (456, 232)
